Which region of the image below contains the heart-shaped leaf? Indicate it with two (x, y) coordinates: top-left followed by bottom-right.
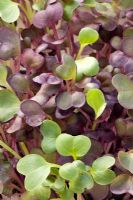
(21, 48), (44, 69)
(112, 74), (133, 109)
(110, 174), (132, 195)
(91, 169), (116, 185)
(92, 156), (115, 171)
(40, 120), (61, 153)
(33, 2), (63, 29)
(17, 154), (49, 175)
(69, 172), (94, 193)
(56, 91), (85, 110)
(78, 27), (99, 47)
(86, 89), (107, 119)
(33, 73), (62, 85)
(56, 134), (91, 158)
(90, 155), (116, 185)
(59, 162), (79, 181)
(21, 100), (45, 127)
(0, 0), (20, 23)
(17, 154), (51, 191)
(56, 54), (77, 80)
(76, 57), (99, 81)
(118, 151), (133, 173)
(0, 90), (20, 122)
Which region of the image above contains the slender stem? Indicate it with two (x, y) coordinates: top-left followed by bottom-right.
(67, 25), (73, 56)
(76, 45), (85, 59)
(0, 140), (21, 160)
(14, 56), (21, 73)
(52, 164), (61, 168)
(104, 142), (112, 154)
(18, 4), (28, 18)
(71, 79), (76, 91)
(68, 23), (75, 57)
(92, 121), (97, 131)
(73, 154), (77, 160)
(18, 3), (31, 25)
(24, 0), (34, 22)
(19, 142), (29, 155)
(66, 80), (71, 92)
(52, 24), (61, 62)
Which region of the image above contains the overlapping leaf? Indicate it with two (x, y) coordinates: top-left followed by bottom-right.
(56, 54), (77, 80)
(90, 155), (115, 185)
(76, 57), (99, 81)
(0, 0), (20, 23)
(56, 91), (85, 110)
(17, 154), (51, 191)
(111, 174), (133, 195)
(40, 120), (61, 153)
(112, 74), (133, 109)
(118, 151), (133, 173)
(56, 134), (91, 158)
(0, 90), (20, 122)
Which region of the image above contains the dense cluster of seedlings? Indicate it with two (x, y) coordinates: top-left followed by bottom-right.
(0, 0), (133, 199)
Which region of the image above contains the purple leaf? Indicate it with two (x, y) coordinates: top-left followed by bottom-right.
(0, 27), (20, 60)
(109, 51), (128, 68)
(20, 100), (44, 116)
(8, 73), (29, 93)
(33, 2), (63, 29)
(20, 100), (46, 127)
(21, 48), (44, 69)
(33, 73), (62, 85)
(71, 91), (85, 108)
(26, 114), (45, 127)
